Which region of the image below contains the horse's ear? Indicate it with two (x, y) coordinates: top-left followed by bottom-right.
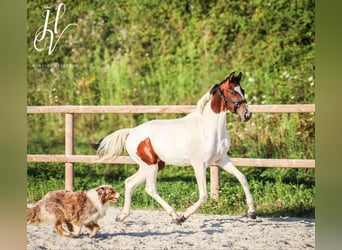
(228, 71), (236, 82)
(237, 72), (242, 80)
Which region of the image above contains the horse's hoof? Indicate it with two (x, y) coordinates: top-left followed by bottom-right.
(171, 219), (182, 225)
(171, 216), (186, 225)
(115, 216), (124, 222)
(248, 212), (257, 219)
(179, 215), (186, 223)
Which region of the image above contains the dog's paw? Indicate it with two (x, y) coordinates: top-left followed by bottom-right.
(89, 228), (99, 238)
(89, 232), (97, 238)
(62, 231), (72, 237)
(71, 232), (83, 237)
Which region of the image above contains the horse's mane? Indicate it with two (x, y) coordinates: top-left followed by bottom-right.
(195, 90), (212, 113)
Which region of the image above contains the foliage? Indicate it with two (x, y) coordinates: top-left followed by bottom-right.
(27, 0), (315, 217)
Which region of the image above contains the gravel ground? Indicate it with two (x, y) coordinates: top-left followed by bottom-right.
(27, 207), (315, 250)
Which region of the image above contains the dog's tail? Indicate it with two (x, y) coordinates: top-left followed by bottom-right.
(95, 128), (132, 162)
(27, 206), (40, 224)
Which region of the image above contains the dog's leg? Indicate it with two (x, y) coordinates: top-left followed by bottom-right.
(66, 221), (74, 232)
(90, 223), (100, 238)
(70, 221), (82, 236)
(55, 221), (71, 236)
(85, 222), (94, 233)
(54, 209), (71, 236)
(85, 222), (100, 237)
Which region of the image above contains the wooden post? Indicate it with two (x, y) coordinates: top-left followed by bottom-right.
(210, 165), (220, 200)
(65, 113), (74, 190)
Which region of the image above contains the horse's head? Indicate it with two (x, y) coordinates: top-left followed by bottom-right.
(210, 72), (252, 122)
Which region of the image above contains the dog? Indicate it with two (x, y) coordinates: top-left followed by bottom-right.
(27, 185), (120, 237)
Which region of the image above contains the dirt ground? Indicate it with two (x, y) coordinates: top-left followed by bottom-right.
(27, 207), (315, 250)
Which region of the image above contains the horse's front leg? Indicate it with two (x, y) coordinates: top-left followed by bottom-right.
(217, 156), (256, 219)
(179, 162), (208, 223)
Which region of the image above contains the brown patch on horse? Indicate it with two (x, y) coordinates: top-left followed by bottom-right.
(137, 137), (165, 171)
(210, 90), (225, 113)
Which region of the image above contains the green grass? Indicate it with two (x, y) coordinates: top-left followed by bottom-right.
(27, 163), (314, 218)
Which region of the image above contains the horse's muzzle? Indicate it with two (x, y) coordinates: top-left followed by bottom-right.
(244, 112), (252, 122)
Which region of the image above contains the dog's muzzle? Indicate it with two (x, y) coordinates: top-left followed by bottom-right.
(111, 192), (121, 202)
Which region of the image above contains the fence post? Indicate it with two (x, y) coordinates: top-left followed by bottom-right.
(210, 165), (220, 200)
(65, 113), (74, 190)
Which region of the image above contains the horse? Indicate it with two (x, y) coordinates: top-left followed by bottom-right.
(93, 71), (256, 225)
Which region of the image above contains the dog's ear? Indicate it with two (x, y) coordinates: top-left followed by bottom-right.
(96, 186), (106, 197)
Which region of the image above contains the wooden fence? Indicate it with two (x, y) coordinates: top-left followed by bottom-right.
(27, 104), (315, 200)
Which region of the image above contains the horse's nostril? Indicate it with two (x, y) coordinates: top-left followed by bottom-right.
(245, 112), (252, 121)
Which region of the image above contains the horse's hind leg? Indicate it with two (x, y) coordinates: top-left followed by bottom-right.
(217, 156), (256, 219)
(144, 164), (179, 222)
(116, 166), (147, 222)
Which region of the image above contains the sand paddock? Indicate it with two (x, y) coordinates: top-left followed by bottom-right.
(27, 207), (315, 250)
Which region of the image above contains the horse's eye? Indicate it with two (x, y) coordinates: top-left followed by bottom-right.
(230, 91), (235, 95)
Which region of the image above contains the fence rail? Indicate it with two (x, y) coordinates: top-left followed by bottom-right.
(26, 154), (315, 168)
(27, 104), (315, 199)
(27, 104), (315, 114)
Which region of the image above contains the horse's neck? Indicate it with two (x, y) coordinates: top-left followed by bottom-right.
(200, 103), (227, 136)
(193, 92), (228, 137)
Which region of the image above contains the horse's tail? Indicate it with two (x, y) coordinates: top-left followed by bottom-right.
(95, 128), (132, 161)
(27, 205), (40, 224)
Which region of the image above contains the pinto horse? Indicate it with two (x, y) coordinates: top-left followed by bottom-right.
(94, 71), (256, 224)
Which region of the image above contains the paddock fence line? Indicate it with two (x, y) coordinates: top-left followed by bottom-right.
(27, 104), (315, 199)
